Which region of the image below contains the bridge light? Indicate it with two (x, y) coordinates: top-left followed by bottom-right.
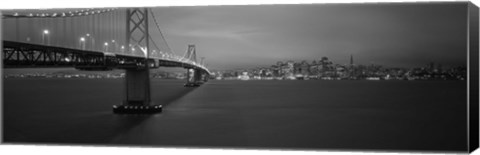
(79, 37), (86, 50)
(43, 30), (49, 34)
(111, 40), (115, 43)
(104, 42), (109, 52)
(86, 33), (90, 37)
(121, 46), (124, 49)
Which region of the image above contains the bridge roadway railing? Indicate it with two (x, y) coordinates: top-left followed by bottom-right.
(2, 41), (209, 73)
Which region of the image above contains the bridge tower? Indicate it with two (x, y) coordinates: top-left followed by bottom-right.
(199, 57), (209, 82)
(184, 44), (197, 63)
(184, 45), (204, 87)
(113, 8), (161, 114)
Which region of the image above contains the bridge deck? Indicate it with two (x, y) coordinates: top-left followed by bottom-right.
(2, 41), (209, 73)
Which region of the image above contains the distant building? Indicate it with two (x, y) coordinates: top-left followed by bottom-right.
(294, 60), (310, 76)
(284, 61), (295, 79)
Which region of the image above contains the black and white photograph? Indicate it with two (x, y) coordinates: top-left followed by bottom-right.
(1, 0), (479, 154)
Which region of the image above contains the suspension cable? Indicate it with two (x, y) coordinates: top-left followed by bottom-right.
(148, 35), (161, 54)
(2, 8), (116, 19)
(148, 8), (173, 54)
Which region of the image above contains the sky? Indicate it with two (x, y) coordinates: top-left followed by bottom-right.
(1, 2), (470, 71)
(151, 2), (468, 70)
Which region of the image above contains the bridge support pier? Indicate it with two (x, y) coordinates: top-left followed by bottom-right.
(202, 73), (209, 82)
(185, 68), (203, 87)
(113, 68), (162, 114)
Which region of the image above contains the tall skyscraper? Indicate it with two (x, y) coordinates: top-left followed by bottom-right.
(349, 54), (355, 79)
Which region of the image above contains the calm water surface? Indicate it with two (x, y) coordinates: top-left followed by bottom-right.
(3, 79), (467, 152)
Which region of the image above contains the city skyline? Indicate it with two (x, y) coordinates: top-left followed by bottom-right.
(1, 3), (469, 71)
(210, 55), (466, 81)
(213, 54), (467, 72)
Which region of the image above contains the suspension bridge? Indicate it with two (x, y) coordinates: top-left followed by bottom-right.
(1, 8), (211, 114)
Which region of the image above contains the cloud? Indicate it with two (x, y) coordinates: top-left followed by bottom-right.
(178, 28), (255, 41)
(151, 3), (468, 70)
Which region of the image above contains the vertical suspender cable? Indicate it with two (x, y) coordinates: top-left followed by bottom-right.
(73, 16), (77, 49)
(90, 12), (94, 51)
(47, 16), (51, 45)
(53, 16), (57, 46)
(94, 10), (99, 51)
(55, 15), (58, 47)
(27, 17), (32, 42)
(121, 9), (125, 51)
(99, 10), (102, 51)
(40, 17), (45, 44)
(19, 17), (24, 42)
(82, 11), (86, 39)
(101, 10), (105, 52)
(72, 16), (75, 48)
(15, 18), (19, 41)
(79, 12), (83, 46)
(63, 16), (67, 48)
(106, 10), (109, 52)
(110, 10), (114, 52)
(67, 16), (72, 48)
(109, 10), (112, 52)
(38, 17), (43, 44)
(114, 9), (118, 53)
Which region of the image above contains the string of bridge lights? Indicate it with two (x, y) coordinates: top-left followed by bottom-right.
(4, 8), (116, 18)
(3, 8), (207, 68)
